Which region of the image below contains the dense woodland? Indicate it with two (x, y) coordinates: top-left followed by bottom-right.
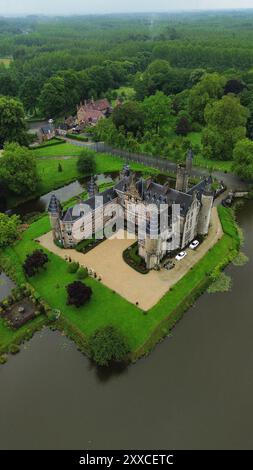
(1, 11), (253, 203)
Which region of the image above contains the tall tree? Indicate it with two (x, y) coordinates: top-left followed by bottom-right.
(202, 95), (249, 160)
(232, 139), (253, 180)
(0, 96), (28, 147)
(188, 73), (226, 124)
(112, 101), (144, 136)
(39, 76), (66, 118)
(141, 91), (171, 134)
(0, 143), (39, 195)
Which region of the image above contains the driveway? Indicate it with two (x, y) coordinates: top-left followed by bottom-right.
(38, 208), (223, 311)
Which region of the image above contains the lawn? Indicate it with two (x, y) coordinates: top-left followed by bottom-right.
(8, 145), (161, 208)
(0, 57), (13, 68)
(0, 205), (239, 360)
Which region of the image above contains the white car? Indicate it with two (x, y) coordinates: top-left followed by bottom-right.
(175, 251), (187, 261)
(189, 240), (200, 250)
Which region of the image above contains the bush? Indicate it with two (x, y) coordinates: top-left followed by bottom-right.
(66, 133), (89, 142)
(89, 326), (130, 366)
(8, 344), (20, 355)
(0, 354), (8, 364)
(67, 261), (79, 273)
(77, 267), (88, 280)
(66, 281), (92, 307)
(23, 250), (48, 277)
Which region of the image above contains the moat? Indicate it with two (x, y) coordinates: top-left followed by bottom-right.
(0, 200), (252, 449)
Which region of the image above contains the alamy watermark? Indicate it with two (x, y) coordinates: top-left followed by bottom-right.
(70, 196), (181, 251)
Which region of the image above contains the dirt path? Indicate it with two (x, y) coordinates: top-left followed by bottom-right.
(38, 208), (223, 311)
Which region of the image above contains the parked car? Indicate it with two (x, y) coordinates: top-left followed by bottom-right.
(164, 261), (175, 271)
(175, 251), (187, 261)
(189, 240), (200, 250)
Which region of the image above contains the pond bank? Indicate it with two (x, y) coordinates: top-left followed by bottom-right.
(0, 205), (240, 365)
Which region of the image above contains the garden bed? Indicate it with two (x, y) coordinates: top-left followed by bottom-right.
(1, 298), (36, 329)
(123, 242), (149, 274)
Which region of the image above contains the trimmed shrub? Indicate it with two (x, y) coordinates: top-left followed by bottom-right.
(77, 267), (88, 280)
(67, 261), (79, 274)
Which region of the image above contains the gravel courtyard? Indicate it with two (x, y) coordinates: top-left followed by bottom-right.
(38, 208), (222, 311)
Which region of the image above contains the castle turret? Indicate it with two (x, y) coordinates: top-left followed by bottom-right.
(48, 194), (63, 243)
(88, 176), (98, 199)
(186, 148), (194, 174)
(176, 165), (188, 193)
(197, 183), (214, 236)
(120, 163), (130, 179)
(176, 148), (194, 193)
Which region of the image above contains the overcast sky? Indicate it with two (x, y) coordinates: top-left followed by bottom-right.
(1, 0), (253, 16)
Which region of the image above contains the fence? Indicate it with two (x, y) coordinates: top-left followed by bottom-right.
(87, 142), (179, 175)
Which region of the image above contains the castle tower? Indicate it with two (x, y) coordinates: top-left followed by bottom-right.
(48, 194), (63, 243)
(186, 148), (194, 175)
(175, 148), (194, 193)
(197, 183), (214, 236)
(120, 163), (130, 179)
(175, 165), (188, 193)
(88, 176), (98, 199)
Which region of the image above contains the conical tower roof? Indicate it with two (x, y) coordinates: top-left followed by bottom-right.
(48, 194), (61, 213)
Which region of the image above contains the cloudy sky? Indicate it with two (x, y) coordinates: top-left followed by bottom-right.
(0, 0), (253, 16)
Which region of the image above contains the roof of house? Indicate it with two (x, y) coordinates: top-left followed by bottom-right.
(62, 187), (118, 222)
(77, 108), (104, 123)
(59, 174), (213, 223)
(48, 194), (61, 214)
(40, 124), (54, 134)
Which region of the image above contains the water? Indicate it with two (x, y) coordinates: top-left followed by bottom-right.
(14, 174), (116, 217)
(1, 201), (253, 450)
(0, 273), (15, 302)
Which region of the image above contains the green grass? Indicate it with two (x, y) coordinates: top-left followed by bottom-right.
(34, 142), (82, 158)
(193, 155), (233, 173)
(0, 57), (12, 68)
(8, 145), (161, 208)
(0, 205), (239, 360)
(0, 316), (46, 355)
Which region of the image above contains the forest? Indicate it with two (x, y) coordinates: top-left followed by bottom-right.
(1, 11), (253, 183)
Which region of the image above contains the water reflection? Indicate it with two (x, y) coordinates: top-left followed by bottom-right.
(0, 272), (15, 302)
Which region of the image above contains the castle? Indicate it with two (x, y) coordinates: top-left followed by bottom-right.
(48, 150), (214, 270)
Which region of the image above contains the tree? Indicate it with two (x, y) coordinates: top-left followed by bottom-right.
(232, 139), (253, 180)
(112, 101), (144, 136)
(89, 326), (130, 366)
(188, 73), (226, 124)
(141, 91), (171, 134)
(0, 143), (39, 195)
(0, 213), (20, 248)
(23, 250), (49, 277)
(66, 281), (92, 307)
(189, 69), (206, 87)
(19, 75), (43, 114)
(77, 150), (96, 175)
(224, 79), (245, 95)
(39, 76), (66, 118)
(176, 115), (191, 136)
(0, 96), (28, 147)
(0, 65), (18, 97)
(202, 95), (249, 160)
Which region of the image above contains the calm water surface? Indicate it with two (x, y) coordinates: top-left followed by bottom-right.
(0, 201), (253, 449)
